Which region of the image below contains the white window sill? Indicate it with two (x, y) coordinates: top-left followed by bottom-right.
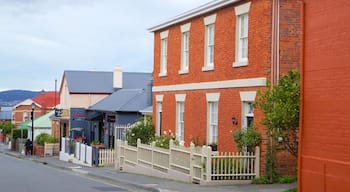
(178, 70), (189, 75)
(233, 60), (248, 68)
(158, 72), (167, 77)
(202, 65), (214, 71)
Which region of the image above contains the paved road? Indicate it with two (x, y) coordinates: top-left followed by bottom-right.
(0, 153), (128, 192)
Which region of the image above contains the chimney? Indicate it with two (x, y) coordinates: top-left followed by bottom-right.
(113, 66), (123, 89)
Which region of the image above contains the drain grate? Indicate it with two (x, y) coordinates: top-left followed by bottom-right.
(92, 186), (127, 191)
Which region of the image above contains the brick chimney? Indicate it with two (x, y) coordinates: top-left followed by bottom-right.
(113, 66), (123, 89)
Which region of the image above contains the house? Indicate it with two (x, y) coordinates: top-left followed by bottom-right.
(148, 0), (301, 175)
(57, 67), (152, 148)
(12, 91), (59, 127)
(298, 0), (350, 191)
(57, 69), (117, 140)
(88, 72), (152, 148)
(27, 111), (54, 141)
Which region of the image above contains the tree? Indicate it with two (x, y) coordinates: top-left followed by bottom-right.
(255, 70), (300, 181)
(0, 122), (14, 136)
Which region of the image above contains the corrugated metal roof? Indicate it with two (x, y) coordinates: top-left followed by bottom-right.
(89, 73), (152, 112)
(65, 71), (114, 93)
(27, 111), (54, 129)
(0, 111), (12, 120)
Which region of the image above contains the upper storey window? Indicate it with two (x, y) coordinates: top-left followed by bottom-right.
(179, 23), (191, 74)
(159, 30), (169, 76)
(234, 2), (251, 67)
(202, 14), (216, 71)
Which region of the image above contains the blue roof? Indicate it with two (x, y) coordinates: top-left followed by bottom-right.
(0, 111), (11, 120)
(65, 71), (151, 94)
(65, 71), (114, 93)
(89, 73), (152, 112)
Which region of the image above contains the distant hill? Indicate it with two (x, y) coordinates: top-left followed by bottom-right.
(0, 90), (40, 107)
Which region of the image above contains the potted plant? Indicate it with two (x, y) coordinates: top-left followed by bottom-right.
(91, 140), (105, 149)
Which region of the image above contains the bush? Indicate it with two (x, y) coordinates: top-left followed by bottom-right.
(35, 133), (58, 145)
(233, 124), (262, 152)
(12, 129), (28, 139)
(0, 122), (14, 135)
(154, 130), (178, 149)
(278, 175), (297, 184)
(126, 117), (154, 146)
(252, 176), (273, 184)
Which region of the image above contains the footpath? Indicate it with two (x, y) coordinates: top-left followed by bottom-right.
(0, 143), (296, 192)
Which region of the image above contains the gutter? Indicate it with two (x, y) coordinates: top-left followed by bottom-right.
(148, 0), (242, 32)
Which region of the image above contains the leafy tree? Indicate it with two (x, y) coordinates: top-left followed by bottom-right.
(255, 70), (300, 181)
(0, 122), (14, 136)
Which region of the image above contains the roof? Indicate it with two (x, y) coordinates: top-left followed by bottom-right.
(13, 99), (41, 109)
(27, 111), (54, 129)
(33, 91), (60, 108)
(0, 111), (12, 120)
(139, 106), (153, 114)
(64, 71), (114, 94)
(148, 0), (241, 32)
(89, 73), (152, 112)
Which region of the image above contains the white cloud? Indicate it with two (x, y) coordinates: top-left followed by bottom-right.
(0, 0), (211, 91)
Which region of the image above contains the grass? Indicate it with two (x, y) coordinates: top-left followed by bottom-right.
(283, 188), (297, 192)
(252, 175), (297, 184)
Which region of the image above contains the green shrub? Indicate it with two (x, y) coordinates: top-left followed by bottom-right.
(0, 122), (14, 135)
(154, 130), (178, 149)
(35, 133), (58, 145)
(283, 188), (297, 192)
(278, 175), (297, 184)
(252, 176), (272, 184)
(12, 129), (28, 139)
(233, 124), (262, 152)
(126, 117), (154, 146)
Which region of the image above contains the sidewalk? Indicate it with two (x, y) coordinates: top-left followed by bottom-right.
(0, 143), (296, 192)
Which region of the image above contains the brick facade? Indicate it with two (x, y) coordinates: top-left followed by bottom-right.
(151, 0), (301, 176)
(299, 0), (350, 191)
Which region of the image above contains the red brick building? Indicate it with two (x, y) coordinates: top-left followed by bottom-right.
(149, 0), (302, 175)
(12, 91), (60, 127)
(298, 0), (350, 191)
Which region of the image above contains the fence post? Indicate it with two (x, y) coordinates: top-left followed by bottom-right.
(189, 142), (195, 182)
(205, 146), (212, 181)
(137, 139), (141, 165)
(254, 146), (260, 177)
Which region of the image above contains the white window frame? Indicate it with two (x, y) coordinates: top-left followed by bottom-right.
(175, 94), (186, 145)
(156, 95), (164, 136)
(203, 14), (216, 71)
(23, 112), (28, 122)
(179, 23), (191, 74)
(239, 91), (256, 130)
(233, 2), (251, 67)
(206, 93), (220, 145)
(160, 31), (168, 76)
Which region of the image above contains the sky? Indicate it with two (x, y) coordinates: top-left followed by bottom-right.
(0, 0), (211, 91)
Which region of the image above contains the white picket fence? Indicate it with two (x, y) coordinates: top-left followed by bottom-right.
(98, 149), (115, 166)
(116, 139), (260, 185)
(60, 137), (93, 166)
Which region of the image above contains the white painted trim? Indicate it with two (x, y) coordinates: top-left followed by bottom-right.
(233, 60), (248, 67)
(175, 94), (186, 102)
(178, 69), (189, 75)
(160, 30), (169, 39)
(156, 95), (164, 102)
(239, 91), (256, 101)
(206, 93), (220, 102)
(202, 65), (214, 71)
(158, 72), (167, 77)
(204, 14), (217, 25)
(235, 2), (251, 16)
(180, 23), (191, 32)
(153, 77), (266, 92)
(148, 0), (242, 32)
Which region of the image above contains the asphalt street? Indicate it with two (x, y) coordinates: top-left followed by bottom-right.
(0, 153), (128, 192)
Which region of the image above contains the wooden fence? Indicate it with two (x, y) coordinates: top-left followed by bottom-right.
(98, 149), (115, 166)
(116, 139), (260, 185)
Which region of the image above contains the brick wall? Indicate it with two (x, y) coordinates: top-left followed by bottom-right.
(152, 0), (302, 177)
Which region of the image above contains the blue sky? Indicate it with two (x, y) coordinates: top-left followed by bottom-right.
(0, 0), (211, 91)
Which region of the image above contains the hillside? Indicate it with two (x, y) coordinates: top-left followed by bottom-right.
(0, 90), (40, 107)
